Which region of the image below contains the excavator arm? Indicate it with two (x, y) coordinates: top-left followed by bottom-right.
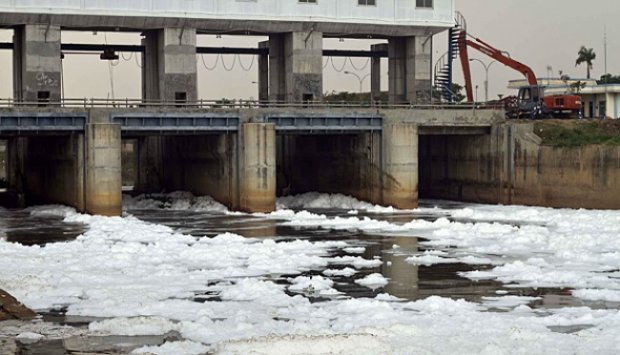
(458, 31), (537, 102)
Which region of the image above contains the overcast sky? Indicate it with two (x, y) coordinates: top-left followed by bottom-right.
(0, 0), (618, 101)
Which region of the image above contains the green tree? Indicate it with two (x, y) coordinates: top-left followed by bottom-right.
(575, 46), (596, 79)
(432, 83), (465, 103)
(598, 74), (620, 85)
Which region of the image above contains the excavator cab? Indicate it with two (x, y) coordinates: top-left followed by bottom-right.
(517, 85), (547, 118)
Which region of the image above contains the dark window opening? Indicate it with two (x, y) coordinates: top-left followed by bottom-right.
(37, 91), (50, 107)
(416, 0), (433, 8)
(175, 92), (187, 106)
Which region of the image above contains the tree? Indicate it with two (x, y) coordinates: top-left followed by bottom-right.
(575, 46), (596, 79)
(598, 74), (620, 85)
(432, 83), (465, 103)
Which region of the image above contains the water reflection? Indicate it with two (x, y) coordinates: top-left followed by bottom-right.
(0, 209), (85, 246)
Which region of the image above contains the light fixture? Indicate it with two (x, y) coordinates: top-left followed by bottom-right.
(100, 48), (119, 60)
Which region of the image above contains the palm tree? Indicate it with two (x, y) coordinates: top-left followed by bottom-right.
(575, 46), (596, 79)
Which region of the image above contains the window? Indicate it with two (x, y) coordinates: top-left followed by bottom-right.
(416, 0), (433, 8)
(358, 0), (376, 5)
(299, 0), (317, 3)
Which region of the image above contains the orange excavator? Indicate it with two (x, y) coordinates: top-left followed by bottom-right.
(458, 32), (582, 118)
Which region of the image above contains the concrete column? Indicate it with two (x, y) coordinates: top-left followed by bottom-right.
(269, 31), (323, 102)
(85, 123), (122, 216)
(371, 43), (387, 103)
(142, 27), (197, 103)
(13, 25), (62, 103)
(239, 123), (276, 213)
(258, 41), (269, 103)
(412, 35), (433, 104)
(268, 34), (286, 102)
(388, 36), (432, 105)
(382, 123), (418, 209)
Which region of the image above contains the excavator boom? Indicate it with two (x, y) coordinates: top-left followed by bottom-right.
(458, 31), (537, 102)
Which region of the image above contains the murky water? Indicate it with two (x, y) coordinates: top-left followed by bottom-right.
(0, 209), (86, 246)
(0, 202), (584, 310)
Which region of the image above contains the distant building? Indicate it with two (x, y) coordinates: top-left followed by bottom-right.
(508, 78), (620, 119)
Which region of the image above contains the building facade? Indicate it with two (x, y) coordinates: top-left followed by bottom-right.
(0, 0), (455, 104)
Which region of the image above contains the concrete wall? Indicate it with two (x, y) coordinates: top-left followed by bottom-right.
(159, 134), (238, 209)
(6, 135), (84, 208)
(277, 133), (382, 203)
(419, 123), (620, 210)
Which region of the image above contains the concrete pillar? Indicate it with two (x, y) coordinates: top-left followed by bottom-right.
(142, 28), (197, 103)
(388, 36), (432, 105)
(382, 123), (418, 209)
(268, 34), (286, 102)
(258, 41), (269, 103)
(85, 124), (122, 216)
(371, 43), (387, 103)
(239, 123), (276, 213)
(13, 25), (62, 103)
(269, 31), (323, 102)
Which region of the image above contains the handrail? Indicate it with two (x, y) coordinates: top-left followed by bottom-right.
(0, 98), (501, 110)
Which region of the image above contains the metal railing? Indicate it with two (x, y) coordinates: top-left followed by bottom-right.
(0, 98), (501, 110)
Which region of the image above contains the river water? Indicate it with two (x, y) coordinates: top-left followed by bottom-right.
(2, 196), (619, 354)
(2, 200), (581, 309)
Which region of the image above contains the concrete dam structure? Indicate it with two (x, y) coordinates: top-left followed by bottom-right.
(0, 0), (526, 215)
(0, 106), (502, 215)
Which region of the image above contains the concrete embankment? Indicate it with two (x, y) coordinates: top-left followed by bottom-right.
(420, 121), (620, 210)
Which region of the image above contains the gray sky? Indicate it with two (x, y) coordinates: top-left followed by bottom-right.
(454, 0), (620, 100)
(0, 0), (618, 101)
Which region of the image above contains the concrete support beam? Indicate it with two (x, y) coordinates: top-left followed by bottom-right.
(371, 43), (387, 102)
(13, 25), (62, 103)
(269, 31), (323, 102)
(142, 28), (197, 102)
(382, 123), (418, 209)
(388, 36), (432, 105)
(85, 123), (122, 216)
(258, 41), (269, 103)
(239, 123), (276, 213)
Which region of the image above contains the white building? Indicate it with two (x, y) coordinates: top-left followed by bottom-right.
(0, 0), (455, 36)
